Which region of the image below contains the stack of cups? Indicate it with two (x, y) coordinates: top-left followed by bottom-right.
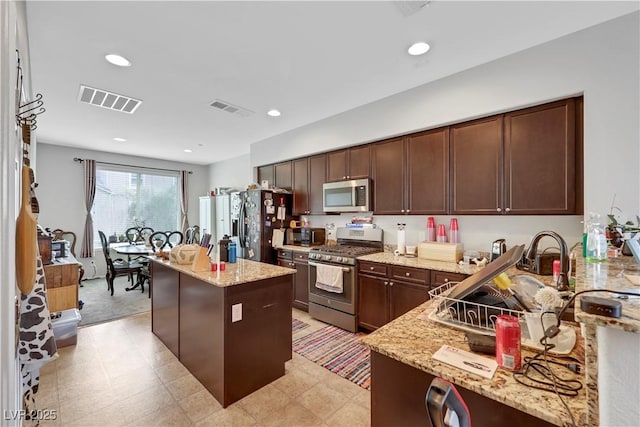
(437, 224), (448, 242)
(427, 217), (436, 242)
(449, 218), (459, 243)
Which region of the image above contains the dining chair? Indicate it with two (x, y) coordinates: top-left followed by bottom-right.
(139, 230), (184, 297)
(184, 225), (200, 245)
(125, 226), (154, 245)
(98, 230), (143, 296)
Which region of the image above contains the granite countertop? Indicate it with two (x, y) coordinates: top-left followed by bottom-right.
(361, 299), (587, 426)
(149, 257), (295, 287)
(573, 255), (640, 333)
(357, 251), (481, 275)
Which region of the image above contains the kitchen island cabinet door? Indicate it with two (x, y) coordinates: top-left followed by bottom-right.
(358, 274), (389, 330)
(450, 115), (504, 215)
(371, 351), (555, 427)
(151, 261), (180, 357)
(371, 137), (405, 215)
(504, 98), (576, 214)
(407, 128), (449, 215)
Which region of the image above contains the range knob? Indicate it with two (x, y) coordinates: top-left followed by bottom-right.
(323, 255), (332, 261)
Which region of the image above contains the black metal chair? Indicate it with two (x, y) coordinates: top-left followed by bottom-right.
(184, 225), (200, 245)
(99, 230), (143, 296)
(138, 230), (184, 297)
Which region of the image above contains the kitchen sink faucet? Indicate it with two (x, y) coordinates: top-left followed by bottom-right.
(523, 231), (570, 291)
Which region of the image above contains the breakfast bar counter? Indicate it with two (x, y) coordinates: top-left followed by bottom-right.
(150, 257), (295, 407)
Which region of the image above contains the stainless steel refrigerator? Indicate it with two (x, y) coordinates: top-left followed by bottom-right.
(238, 190), (292, 264)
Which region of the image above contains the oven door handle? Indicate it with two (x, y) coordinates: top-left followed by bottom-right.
(308, 262), (350, 273)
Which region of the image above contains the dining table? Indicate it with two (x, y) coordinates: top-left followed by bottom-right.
(112, 243), (154, 291)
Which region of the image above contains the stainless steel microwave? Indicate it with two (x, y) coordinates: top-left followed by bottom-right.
(323, 178), (371, 213)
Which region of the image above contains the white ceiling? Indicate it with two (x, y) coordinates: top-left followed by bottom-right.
(25, 1), (639, 166)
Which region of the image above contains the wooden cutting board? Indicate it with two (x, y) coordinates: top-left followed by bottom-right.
(16, 165), (37, 294)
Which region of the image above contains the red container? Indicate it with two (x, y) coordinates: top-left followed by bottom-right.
(495, 315), (521, 371)
(427, 217), (436, 242)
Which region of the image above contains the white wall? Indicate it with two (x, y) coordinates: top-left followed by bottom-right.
(35, 143), (209, 276)
(250, 13), (640, 426)
(207, 153), (252, 192)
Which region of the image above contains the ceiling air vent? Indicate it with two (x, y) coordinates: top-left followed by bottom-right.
(209, 99), (254, 118)
(78, 85), (142, 114)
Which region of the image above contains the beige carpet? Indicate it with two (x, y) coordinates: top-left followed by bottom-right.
(77, 276), (150, 326)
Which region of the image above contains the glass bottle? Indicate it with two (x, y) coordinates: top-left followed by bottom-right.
(585, 213), (608, 262)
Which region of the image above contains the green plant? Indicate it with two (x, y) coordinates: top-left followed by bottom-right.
(607, 194), (640, 232)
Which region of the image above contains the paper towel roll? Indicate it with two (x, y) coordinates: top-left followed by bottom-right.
(397, 230), (406, 255)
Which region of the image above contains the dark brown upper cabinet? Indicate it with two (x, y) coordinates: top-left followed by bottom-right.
(257, 164), (274, 188)
(274, 161), (292, 190)
(406, 128), (449, 215)
(371, 138), (405, 215)
(292, 154), (327, 215)
(372, 128), (449, 215)
(451, 98), (579, 215)
(326, 145), (370, 182)
(504, 98), (576, 214)
(450, 115), (504, 215)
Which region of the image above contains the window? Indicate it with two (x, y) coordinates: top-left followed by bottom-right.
(92, 165), (180, 246)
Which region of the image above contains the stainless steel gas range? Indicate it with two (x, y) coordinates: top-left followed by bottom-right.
(308, 227), (383, 332)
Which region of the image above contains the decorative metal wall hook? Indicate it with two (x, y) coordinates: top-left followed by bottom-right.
(16, 94), (45, 130)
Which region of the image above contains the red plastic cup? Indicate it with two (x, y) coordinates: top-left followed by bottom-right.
(220, 262), (226, 271)
(210, 263), (217, 271)
(427, 217), (436, 242)
(449, 218), (459, 243)
(437, 224), (447, 243)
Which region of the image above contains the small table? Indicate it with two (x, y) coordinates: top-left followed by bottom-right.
(113, 244), (154, 291)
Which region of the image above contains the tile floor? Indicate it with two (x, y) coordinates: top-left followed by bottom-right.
(36, 309), (371, 426)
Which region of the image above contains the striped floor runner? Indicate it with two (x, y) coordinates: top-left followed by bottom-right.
(292, 324), (371, 390)
(292, 318), (310, 333)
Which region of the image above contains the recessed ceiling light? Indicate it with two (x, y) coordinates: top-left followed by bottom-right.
(184, 149), (193, 153)
(113, 137), (126, 142)
(407, 42), (431, 56)
(105, 54), (131, 67)
(267, 109), (281, 117)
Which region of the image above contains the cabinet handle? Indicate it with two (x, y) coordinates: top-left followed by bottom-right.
(389, 282), (394, 286)
(505, 207), (511, 212)
(406, 209), (410, 213)
(346, 175), (350, 179)
(384, 281), (388, 286)
(496, 208), (502, 212)
(401, 209), (405, 213)
(343, 176), (346, 179)
(405, 272), (410, 277)
(370, 267), (374, 270)
(444, 278), (449, 283)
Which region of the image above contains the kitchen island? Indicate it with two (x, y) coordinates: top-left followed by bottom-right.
(150, 257), (296, 407)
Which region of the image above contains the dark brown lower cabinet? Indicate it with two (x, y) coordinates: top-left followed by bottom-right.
(371, 351), (554, 427)
(358, 262), (431, 331)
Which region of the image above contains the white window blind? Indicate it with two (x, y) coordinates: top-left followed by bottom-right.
(92, 164), (180, 245)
